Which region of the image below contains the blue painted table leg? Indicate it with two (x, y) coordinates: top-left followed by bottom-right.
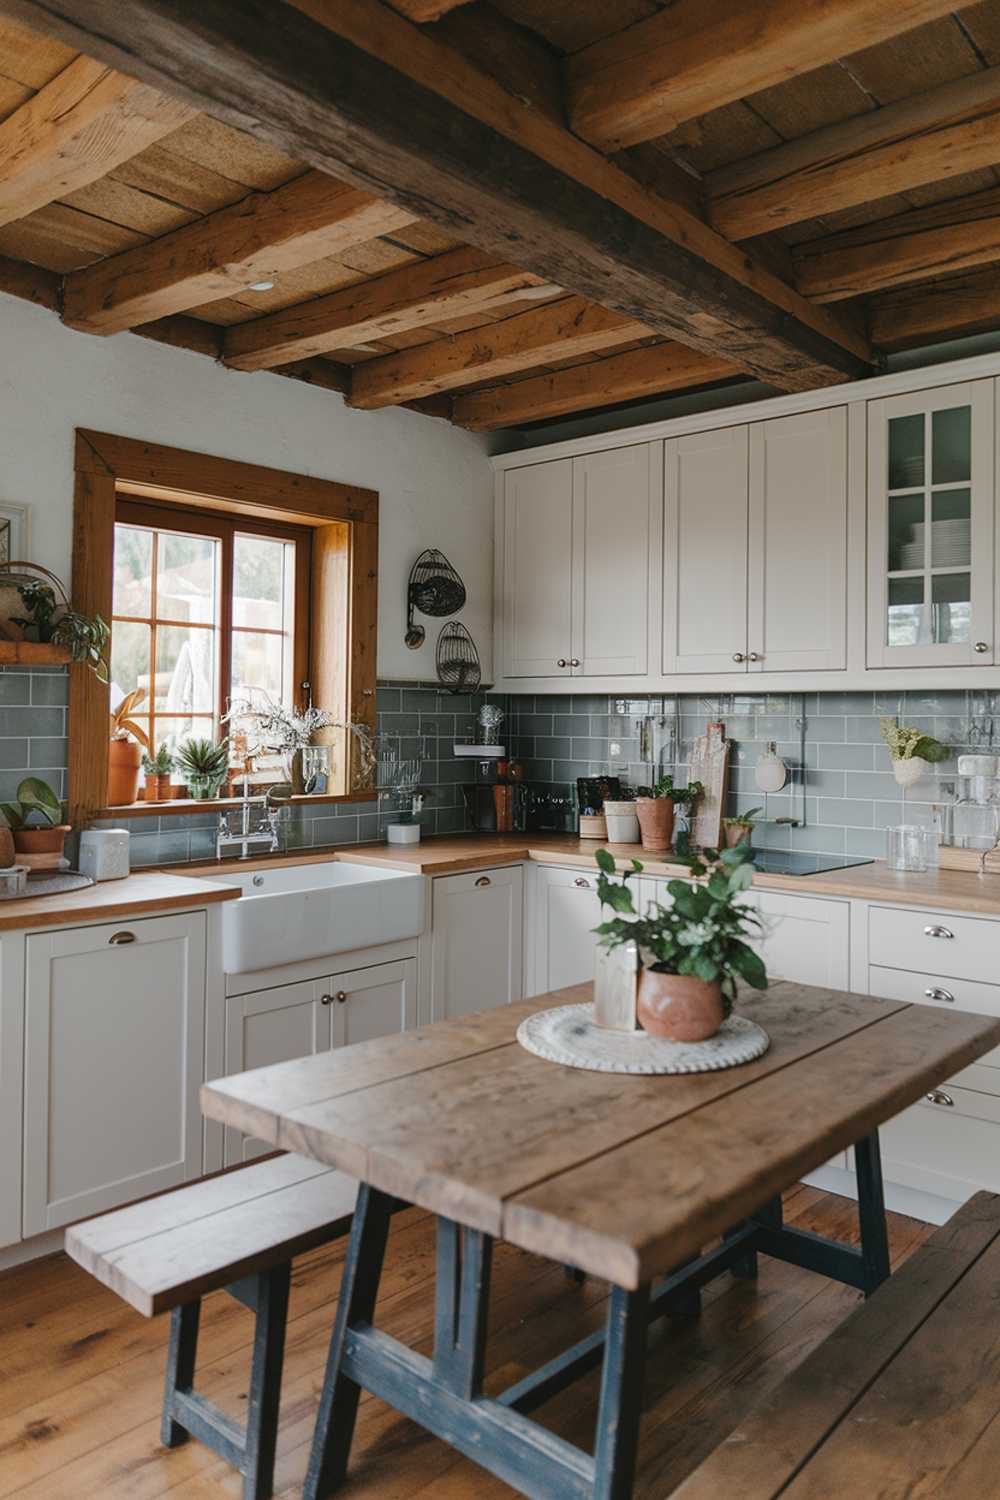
(162, 1302), (200, 1447)
(593, 1283), (651, 1500)
(242, 1263), (291, 1500)
(303, 1184), (394, 1500)
(855, 1130), (891, 1295)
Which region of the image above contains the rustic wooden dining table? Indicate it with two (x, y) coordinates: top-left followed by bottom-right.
(201, 978), (1000, 1500)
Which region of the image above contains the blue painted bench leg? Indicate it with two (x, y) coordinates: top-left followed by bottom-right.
(162, 1301), (200, 1448)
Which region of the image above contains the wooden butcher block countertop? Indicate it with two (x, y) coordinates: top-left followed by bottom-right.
(0, 870), (238, 931)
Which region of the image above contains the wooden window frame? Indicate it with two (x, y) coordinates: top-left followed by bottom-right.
(71, 430), (378, 823)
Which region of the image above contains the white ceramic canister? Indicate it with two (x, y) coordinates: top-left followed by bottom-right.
(78, 827), (130, 881)
(603, 801), (640, 844)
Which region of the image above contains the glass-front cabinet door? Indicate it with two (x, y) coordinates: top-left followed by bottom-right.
(867, 380), (994, 667)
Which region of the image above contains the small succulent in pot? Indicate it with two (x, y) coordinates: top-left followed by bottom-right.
(0, 776), (70, 870)
(175, 737), (230, 799)
(879, 716), (950, 788)
(721, 806), (763, 849)
(141, 744), (175, 802)
(593, 844), (767, 1041)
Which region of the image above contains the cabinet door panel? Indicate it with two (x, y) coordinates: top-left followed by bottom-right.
(24, 913), (206, 1234)
(502, 459), (574, 677)
(664, 426), (749, 673)
(572, 445), (654, 676)
(330, 959), (418, 1045)
(756, 892), (850, 990)
(225, 980), (332, 1164)
(431, 867), (523, 1020)
(534, 866), (604, 993)
(748, 407), (847, 673)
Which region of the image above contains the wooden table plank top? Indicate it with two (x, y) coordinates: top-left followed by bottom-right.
(201, 980), (1000, 1287)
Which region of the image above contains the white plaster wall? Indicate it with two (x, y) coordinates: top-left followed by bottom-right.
(0, 292), (493, 679)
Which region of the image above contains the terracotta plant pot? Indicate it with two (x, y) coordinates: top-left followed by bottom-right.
(0, 823), (15, 868)
(13, 824), (70, 872)
(108, 737), (142, 806)
(637, 969), (724, 1042)
(143, 773), (171, 802)
(724, 823), (752, 849)
(635, 796), (675, 851)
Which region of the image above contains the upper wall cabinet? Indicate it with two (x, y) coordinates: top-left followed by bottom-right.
(664, 407), (847, 675)
(867, 380), (995, 668)
(500, 444), (658, 678)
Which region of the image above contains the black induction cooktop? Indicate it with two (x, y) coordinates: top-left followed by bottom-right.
(751, 851), (875, 877)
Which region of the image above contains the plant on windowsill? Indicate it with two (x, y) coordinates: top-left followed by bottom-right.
(593, 844), (767, 1041)
(879, 716), (950, 788)
(175, 737), (230, 800)
(0, 777), (71, 870)
(721, 806), (763, 850)
(109, 689), (150, 806)
(634, 775), (705, 853)
(141, 744), (174, 803)
(224, 694), (377, 793)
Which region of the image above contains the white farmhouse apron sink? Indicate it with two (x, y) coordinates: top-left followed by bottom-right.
(202, 861), (425, 974)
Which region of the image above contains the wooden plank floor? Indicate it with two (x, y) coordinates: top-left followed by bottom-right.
(0, 1186), (932, 1498)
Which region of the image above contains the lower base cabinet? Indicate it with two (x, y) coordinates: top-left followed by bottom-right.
(224, 957), (417, 1163)
(23, 912), (207, 1235)
(755, 891), (850, 990)
(430, 866), (523, 1020)
(530, 864), (606, 995)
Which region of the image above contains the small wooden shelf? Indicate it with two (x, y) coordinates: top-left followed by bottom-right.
(0, 641), (72, 666)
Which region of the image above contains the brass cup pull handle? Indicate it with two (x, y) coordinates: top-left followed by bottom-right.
(925, 987), (955, 1003)
(108, 931), (136, 945)
(924, 925), (954, 939)
(925, 1088), (955, 1107)
(475, 875), (491, 888)
(574, 877), (590, 888)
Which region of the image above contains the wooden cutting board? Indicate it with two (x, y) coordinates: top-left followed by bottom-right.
(689, 721), (730, 850)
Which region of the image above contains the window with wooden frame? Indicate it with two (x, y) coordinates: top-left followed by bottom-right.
(70, 431), (378, 822)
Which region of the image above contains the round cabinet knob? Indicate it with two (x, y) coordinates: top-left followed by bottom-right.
(748, 652), (761, 662)
(570, 658), (581, 668)
(320, 991), (349, 1006)
(556, 658), (568, 668)
(975, 641), (990, 653)
(732, 652), (746, 663)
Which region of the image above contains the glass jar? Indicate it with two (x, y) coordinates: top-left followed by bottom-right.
(187, 773), (224, 800)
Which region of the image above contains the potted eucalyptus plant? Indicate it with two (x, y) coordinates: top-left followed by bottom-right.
(634, 775), (704, 852)
(594, 844), (766, 1041)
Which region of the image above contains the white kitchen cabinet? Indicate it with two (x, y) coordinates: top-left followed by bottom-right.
(756, 891), (850, 990)
(0, 938), (24, 1248)
(430, 866), (523, 1020)
(329, 959), (417, 1046)
(867, 379), (994, 667)
(531, 864), (608, 994)
(500, 445), (657, 679)
(748, 407), (847, 673)
(23, 912), (206, 1235)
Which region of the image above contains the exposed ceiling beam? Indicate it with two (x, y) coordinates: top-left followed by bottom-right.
(0, 0), (872, 393)
(388, 0), (472, 19)
(349, 295), (648, 408)
(794, 187), (1000, 302)
(868, 267), (1000, 350)
(223, 246), (558, 371)
(565, 0), (960, 153)
(0, 54), (192, 229)
(708, 66), (1000, 241)
(451, 342), (741, 430)
(61, 171), (418, 333)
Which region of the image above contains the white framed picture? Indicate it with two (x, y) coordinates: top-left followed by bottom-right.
(0, 502), (30, 565)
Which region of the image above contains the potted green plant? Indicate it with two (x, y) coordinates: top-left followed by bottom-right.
(141, 744), (174, 802)
(175, 737), (230, 799)
(593, 844), (766, 1041)
(879, 717), (950, 788)
(0, 777), (71, 870)
(10, 576), (110, 681)
(108, 689), (150, 806)
(721, 806), (763, 849)
(634, 776), (705, 852)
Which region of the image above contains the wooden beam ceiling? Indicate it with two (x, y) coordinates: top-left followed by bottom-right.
(388, 0), (472, 18)
(0, 54), (192, 228)
(708, 67), (1000, 241)
(349, 296), (648, 408)
(868, 267), (1000, 350)
(451, 343), (741, 430)
(0, 0), (872, 393)
(565, 0), (959, 155)
(223, 246), (557, 371)
(794, 188), (1000, 302)
(61, 171), (418, 333)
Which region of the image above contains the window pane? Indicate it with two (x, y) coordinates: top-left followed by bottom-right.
(155, 624), (218, 713)
(234, 534), (287, 628)
(931, 488), (971, 569)
(888, 413), (924, 490)
(154, 714), (216, 755)
(110, 620), (151, 699)
(157, 531), (219, 625)
(113, 526), (152, 616)
(932, 406), (971, 486)
(888, 492), (925, 571)
(932, 572), (971, 645)
(232, 630), (284, 702)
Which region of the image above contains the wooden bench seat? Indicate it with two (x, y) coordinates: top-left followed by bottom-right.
(675, 1189), (1000, 1499)
(66, 1155), (357, 1500)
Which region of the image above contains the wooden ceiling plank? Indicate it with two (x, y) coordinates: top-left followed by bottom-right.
(61, 170), (419, 333)
(223, 246), (558, 370)
(795, 186), (1000, 300)
(0, 0), (872, 393)
(708, 66), (1000, 240)
(868, 265), (1000, 349)
(566, 0), (962, 153)
(388, 0), (473, 19)
(451, 341), (741, 428)
(348, 295), (648, 407)
(0, 54), (193, 229)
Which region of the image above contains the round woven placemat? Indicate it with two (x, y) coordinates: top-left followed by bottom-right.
(516, 1002), (770, 1075)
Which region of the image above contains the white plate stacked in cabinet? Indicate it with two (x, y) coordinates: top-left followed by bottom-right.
(867, 904), (1000, 1214)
